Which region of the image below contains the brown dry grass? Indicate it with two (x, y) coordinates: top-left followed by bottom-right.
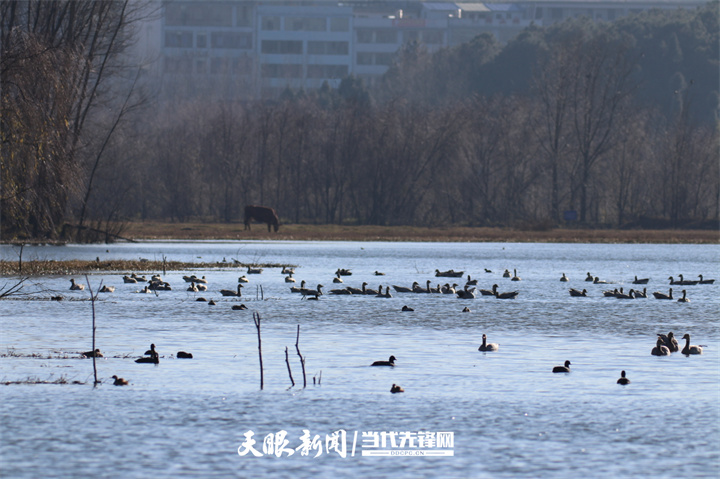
(121, 222), (719, 244)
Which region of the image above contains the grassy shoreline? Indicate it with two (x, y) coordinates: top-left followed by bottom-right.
(2, 223), (716, 276)
(95, 222), (720, 244)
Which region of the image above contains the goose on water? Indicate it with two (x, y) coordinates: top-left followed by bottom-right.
(220, 284), (243, 297)
(681, 334), (702, 355)
(632, 275), (649, 284)
(390, 384), (404, 393)
(69, 279), (85, 291)
(478, 334), (499, 352)
(560, 273), (569, 282)
(652, 288), (673, 300)
(569, 288), (587, 297)
(677, 290), (690, 302)
(651, 337), (671, 356)
(698, 274), (715, 284)
(658, 332), (679, 352)
(112, 375), (129, 386)
(617, 371), (630, 385)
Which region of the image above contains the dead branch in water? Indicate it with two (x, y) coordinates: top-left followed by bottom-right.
(85, 275), (100, 387)
(285, 346), (295, 388)
(295, 325), (307, 388)
(253, 312), (264, 390)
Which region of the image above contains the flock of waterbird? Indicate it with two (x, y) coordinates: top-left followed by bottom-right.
(70, 264), (712, 390)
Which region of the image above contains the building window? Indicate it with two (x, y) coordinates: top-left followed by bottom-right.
(357, 29), (373, 43)
(197, 34), (207, 48)
(211, 32), (252, 49)
(330, 17), (349, 32)
(375, 30), (397, 44)
(237, 6), (253, 27)
(535, 7), (543, 19)
(285, 17), (326, 31)
(164, 57), (192, 73)
(307, 64), (348, 78)
(375, 52), (393, 66)
(261, 64), (303, 78)
(356, 52), (373, 65)
(261, 40), (303, 54)
(165, 31), (193, 48)
(308, 41), (349, 55)
(607, 8), (616, 21)
(550, 8), (563, 20)
(404, 31), (419, 43)
(165, 3), (232, 27)
(262, 16), (280, 30)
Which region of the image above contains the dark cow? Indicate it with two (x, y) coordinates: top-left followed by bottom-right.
(244, 205), (280, 232)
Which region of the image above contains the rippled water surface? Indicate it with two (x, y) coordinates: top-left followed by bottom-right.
(1, 241), (718, 478)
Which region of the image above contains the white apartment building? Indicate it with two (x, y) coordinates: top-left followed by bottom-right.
(153, 0), (706, 100)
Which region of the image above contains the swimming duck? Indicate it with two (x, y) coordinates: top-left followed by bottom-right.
(569, 288), (587, 297)
(503, 269), (511, 278)
(82, 349), (103, 358)
(390, 384), (404, 393)
(478, 334), (499, 352)
(177, 351), (193, 358)
(401, 305), (414, 312)
(462, 307), (470, 312)
(112, 375), (129, 386)
(652, 288), (673, 300)
(585, 272), (594, 282)
(560, 273), (569, 282)
(238, 275), (250, 283)
(232, 304), (248, 310)
(136, 344), (159, 364)
(220, 284), (243, 297)
(69, 278), (85, 291)
(617, 371), (630, 385)
(553, 360), (571, 373)
(677, 290), (690, 302)
(247, 266), (263, 274)
(681, 334), (702, 355)
(374, 271), (385, 276)
(371, 355), (396, 367)
(651, 337), (671, 356)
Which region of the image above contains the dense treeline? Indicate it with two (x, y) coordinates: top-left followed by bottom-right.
(1, 1), (718, 241)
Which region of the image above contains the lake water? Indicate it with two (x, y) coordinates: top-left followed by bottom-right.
(1, 241), (718, 478)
